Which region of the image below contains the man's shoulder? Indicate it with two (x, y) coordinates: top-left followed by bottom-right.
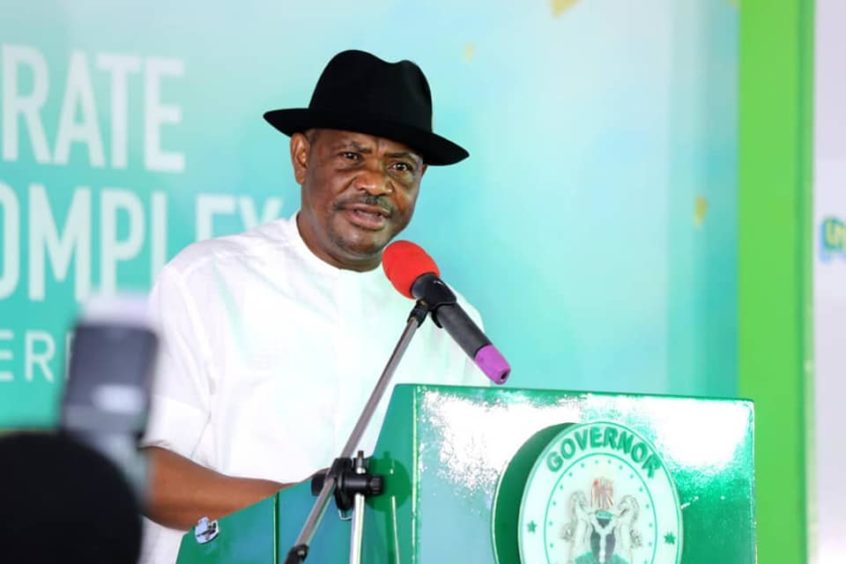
(164, 218), (294, 278)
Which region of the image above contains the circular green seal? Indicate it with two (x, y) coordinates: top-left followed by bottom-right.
(493, 421), (682, 564)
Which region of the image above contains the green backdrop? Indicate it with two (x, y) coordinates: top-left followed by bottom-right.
(738, 0), (813, 562)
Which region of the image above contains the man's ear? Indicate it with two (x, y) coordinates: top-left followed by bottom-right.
(290, 132), (310, 185)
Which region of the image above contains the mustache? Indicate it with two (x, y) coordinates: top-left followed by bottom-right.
(334, 194), (394, 215)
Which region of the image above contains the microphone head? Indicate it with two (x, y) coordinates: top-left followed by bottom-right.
(382, 240), (440, 299)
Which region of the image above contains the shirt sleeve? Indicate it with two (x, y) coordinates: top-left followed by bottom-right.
(141, 263), (214, 458)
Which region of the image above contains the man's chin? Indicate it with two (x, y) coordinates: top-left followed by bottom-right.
(330, 237), (393, 268)
(333, 226), (395, 253)
(344, 242), (389, 261)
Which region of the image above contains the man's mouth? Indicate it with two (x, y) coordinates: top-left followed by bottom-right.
(341, 204), (390, 230)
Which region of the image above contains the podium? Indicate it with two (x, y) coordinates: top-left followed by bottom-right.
(176, 385), (755, 563)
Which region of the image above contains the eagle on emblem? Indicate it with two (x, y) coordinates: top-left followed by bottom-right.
(559, 478), (643, 564)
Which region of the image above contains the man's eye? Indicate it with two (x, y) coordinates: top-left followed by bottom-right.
(341, 152), (360, 161)
(393, 162), (414, 173)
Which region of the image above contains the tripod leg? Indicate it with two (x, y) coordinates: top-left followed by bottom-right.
(349, 451), (366, 564)
(349, 492), (365, 564)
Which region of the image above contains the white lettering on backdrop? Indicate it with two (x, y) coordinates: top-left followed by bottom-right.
(0, 44), (284, 384)
(1, 45), (183, 171)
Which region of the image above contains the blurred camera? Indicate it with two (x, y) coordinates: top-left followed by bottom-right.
(0, 294), (158, 563)
(61, 294), (158, 497)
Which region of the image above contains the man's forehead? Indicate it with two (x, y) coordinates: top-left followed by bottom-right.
(312, 128), (422, 159)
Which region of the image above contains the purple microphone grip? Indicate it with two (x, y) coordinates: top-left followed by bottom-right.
(474, 344), (510, 385)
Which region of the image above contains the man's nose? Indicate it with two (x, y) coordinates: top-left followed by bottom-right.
(353, 163), (392, 195)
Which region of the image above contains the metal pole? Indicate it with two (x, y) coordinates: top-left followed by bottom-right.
(348, 452), (366, 564)
(286, 303), (428, 562)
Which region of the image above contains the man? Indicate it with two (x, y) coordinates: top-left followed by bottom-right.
(140, 50), (484, 562)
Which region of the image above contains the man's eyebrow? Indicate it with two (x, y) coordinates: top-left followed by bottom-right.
(330, 141), (422, 163)
(385, 150), (423, 163)
(330, 141), (372, 153)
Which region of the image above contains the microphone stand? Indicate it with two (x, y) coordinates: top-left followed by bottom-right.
(285, 301), (430, 564)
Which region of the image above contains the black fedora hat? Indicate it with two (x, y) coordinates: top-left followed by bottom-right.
(264, 50), (469, 166)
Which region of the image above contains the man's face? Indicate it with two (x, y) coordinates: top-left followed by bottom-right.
(291, 129), (427, 271)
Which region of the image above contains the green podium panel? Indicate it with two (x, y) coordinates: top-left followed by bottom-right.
(177, 385), (755, 563)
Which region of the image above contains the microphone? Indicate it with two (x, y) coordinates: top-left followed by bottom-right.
(382, 241), (510, 385)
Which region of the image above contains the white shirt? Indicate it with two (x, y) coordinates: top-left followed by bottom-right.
(139, 215), (484, 563)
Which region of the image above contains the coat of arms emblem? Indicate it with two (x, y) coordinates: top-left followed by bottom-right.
(515, 421), (682, 564)
(559, 479), (643, 564)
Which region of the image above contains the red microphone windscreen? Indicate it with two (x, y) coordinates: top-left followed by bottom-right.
(382, 241), (440, 299)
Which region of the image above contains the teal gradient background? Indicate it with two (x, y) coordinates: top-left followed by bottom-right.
(0, 0), (738, 426)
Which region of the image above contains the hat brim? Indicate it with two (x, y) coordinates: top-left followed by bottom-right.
(263, 108), (469, 166)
